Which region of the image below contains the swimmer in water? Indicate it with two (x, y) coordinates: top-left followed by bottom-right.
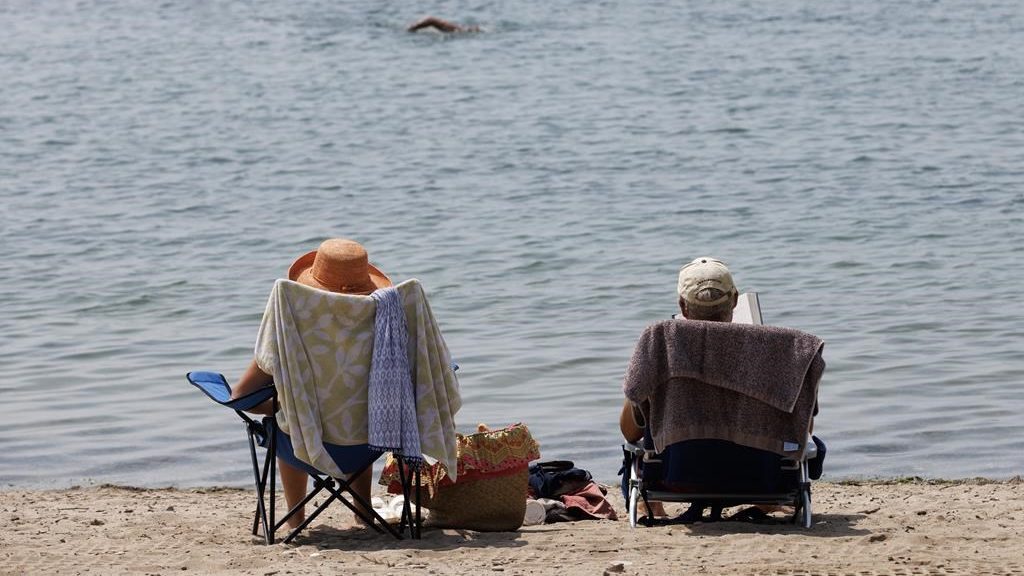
(407, 16), (481, 34)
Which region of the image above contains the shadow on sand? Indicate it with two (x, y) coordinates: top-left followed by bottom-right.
(636, 512), (870, 538)
(285, 523), (528, 552)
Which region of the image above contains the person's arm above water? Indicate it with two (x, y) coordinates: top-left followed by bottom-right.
(408, 16), (462, 33)
(231, 359), (275, 415)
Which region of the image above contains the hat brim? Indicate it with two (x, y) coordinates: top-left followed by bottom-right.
(287, 250), (393, 295)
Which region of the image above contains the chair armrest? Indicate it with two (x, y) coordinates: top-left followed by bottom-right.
(623, 441), (646, 455)
(186, 371), (276, 412)
(802, 435), (818, 460)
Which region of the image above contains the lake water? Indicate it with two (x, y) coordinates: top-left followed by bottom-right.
(2, 0), (1022, 488)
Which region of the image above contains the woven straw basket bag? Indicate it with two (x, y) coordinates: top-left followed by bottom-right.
(425, 466), (531, 531)
(381, 423), (540, 531)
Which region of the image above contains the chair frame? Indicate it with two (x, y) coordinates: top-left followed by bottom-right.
(624, 439), (815, 529)
(188, 371), (423, 544)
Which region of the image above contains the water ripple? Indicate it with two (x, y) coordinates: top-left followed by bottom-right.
(2, 0), (1023, 487)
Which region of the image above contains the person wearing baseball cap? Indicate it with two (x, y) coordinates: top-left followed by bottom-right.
(620, 257), (741, 445)
(618, 257), (740, 521)
(675, 257), (740, 322)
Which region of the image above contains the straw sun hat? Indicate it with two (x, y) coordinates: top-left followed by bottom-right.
(287, 238), (392, 295)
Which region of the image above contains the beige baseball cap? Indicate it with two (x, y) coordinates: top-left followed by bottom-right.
(677, 257), (737, 306)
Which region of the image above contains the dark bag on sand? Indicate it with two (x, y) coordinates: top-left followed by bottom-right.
(528, 460), (593, 499)
(808, 435), (826, 480)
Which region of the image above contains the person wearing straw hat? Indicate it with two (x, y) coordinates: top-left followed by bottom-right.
(232, 238), (393, 530)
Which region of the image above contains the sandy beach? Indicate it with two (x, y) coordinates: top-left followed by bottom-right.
(2, 479), (1022, 576)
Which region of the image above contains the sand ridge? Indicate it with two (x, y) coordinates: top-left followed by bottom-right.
(1, 479), (1022, 576)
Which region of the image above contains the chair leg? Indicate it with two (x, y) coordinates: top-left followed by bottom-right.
(396, 459), (409, 535)
(268, 414), (276, 541)
(626, 451), (642, 529)
(799, 482), (812, 528)
(246, 424), (274, 544)
(394, 458), (423, 540)
(332, 476), (403, 539)
(794, 459), (813, 529)
(252, 448), (416, 544)
(639, 490), (655, 527)
(276, 476), (329, 533)
(415, 466), (422, 539)
(282, 488), (339, 543)
(628, 485), (639, 528)
(279, 466), (406, 544)
(324, 480), (385, 534)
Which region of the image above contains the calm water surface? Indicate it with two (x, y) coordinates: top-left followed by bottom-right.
(2, 0), (1023, 487)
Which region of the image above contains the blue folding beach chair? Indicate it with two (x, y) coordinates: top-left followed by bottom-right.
(187, 371), (422, 544)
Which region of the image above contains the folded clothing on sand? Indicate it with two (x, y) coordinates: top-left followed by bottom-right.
(540, 482), (617, 522)
(528, 460), (593, 499)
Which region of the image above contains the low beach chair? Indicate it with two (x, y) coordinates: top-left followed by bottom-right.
(624, 434), (821, 528)
(187, 278), (461, 544)
(621, 319), (825, 529)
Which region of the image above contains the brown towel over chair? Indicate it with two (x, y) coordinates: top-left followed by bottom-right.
(623, 319), (825, 457)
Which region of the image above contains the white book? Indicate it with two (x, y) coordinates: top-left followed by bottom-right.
(731, 292), (763, 325)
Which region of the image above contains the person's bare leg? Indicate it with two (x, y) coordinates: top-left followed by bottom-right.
(278, 458), (308, 529)
(350, 467), (373, 525)
(644, 501), (668, 517)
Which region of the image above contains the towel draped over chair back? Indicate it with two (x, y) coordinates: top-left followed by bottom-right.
(623, 319), (824, 457)
(254, 278), (461, 480)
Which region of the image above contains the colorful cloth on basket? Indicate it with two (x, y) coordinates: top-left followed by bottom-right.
(368, 286), (421, 462)
(381, 423), (540, 499)
(255, 278), (461, 479)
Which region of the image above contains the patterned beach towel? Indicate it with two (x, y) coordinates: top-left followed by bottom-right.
(368, 286), (421, 463)
(254, 278), (461, 480)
